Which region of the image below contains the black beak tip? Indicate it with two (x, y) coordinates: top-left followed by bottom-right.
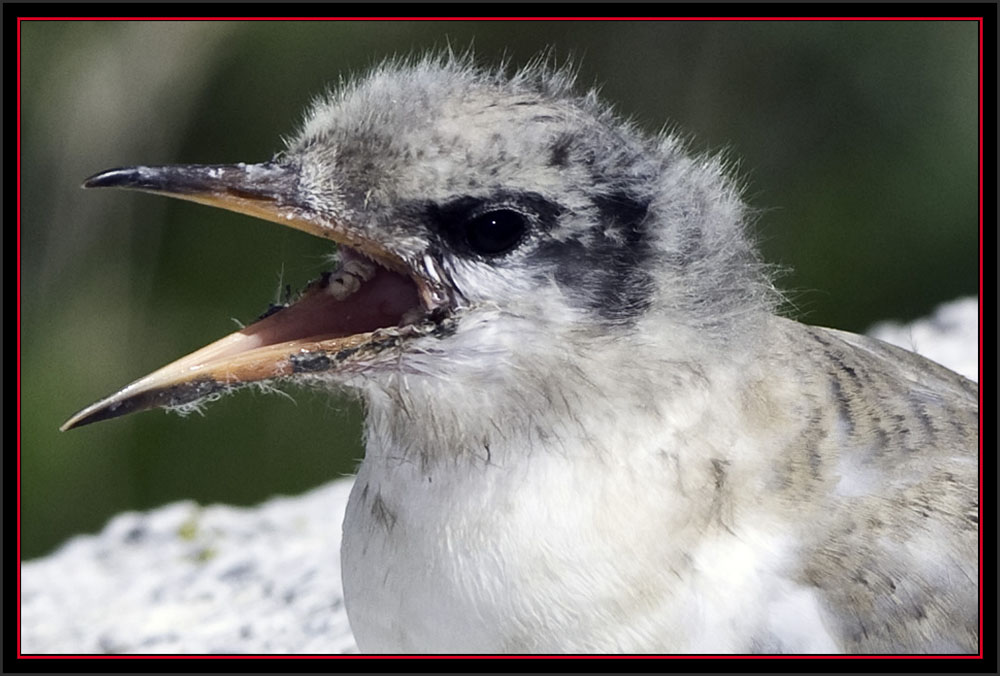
(60, 404), (117, 432)
(82, 167), (142, 190)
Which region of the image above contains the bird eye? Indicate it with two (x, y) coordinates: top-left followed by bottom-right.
(463, 209), (528, 256)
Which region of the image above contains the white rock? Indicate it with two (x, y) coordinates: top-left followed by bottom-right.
(867, 297), (979, 382)
(21, 481), (358, 654)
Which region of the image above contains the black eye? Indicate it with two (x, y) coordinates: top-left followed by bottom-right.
(463, 209), (528, 256)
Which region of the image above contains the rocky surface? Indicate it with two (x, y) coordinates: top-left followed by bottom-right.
(21, 481), (358, 654)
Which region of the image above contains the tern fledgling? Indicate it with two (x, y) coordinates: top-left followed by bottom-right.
(64, 55), (979, 654)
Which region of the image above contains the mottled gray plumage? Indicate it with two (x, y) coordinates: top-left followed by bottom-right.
(68, 53), (979, 654)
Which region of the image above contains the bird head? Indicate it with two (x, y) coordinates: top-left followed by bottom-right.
(62, 55), (774, 433)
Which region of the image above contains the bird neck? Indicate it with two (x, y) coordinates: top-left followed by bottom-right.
(357, 320), (765, 471)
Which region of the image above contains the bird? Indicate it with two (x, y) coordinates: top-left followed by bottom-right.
(62, 54), (979, 654)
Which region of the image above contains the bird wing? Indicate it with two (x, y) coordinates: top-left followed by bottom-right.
(777, 319), (979, 653)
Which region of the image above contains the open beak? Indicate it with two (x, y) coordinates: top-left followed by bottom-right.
(61, 162), (426, 431)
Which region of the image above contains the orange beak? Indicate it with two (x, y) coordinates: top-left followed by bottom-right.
(61, 163), (424, 431)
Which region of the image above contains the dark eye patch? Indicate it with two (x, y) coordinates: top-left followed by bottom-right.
(413, 188), (654, 324)
(426, 191), (563, 259)
(528, 191), (654, 323)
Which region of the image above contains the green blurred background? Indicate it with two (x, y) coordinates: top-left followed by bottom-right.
(19, 20), (979, 559)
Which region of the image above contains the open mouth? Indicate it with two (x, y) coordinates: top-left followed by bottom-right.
(61, 162), (452, 431)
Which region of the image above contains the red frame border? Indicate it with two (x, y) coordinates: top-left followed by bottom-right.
(13, 15), (987, 662)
